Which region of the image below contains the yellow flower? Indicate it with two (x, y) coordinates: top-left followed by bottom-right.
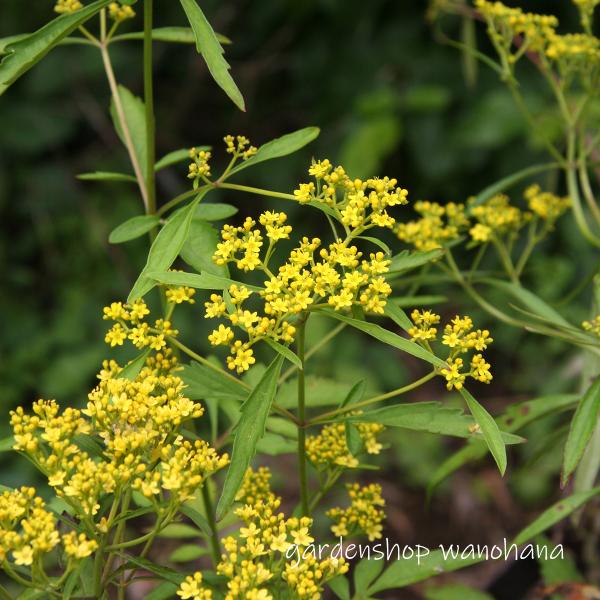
(62, 532), (98, 559)
(108, 2), (135, 22)
(178, 571), (213, 600)
(54, 0), (83, 13)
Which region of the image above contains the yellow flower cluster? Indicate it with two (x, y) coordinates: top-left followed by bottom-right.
(0, 487), (96, 567)
(469, 194), (526, 244)
(54, 0), (83, 13)
(207, 213), (392, 372)
(582, 315), (600, 338)
(179, 468), (347, 600)
(475, 0), (558, 60)
(11, 348), (228, 518)
(294, 159), (409, 231)
(396, 200), (469, 251)
(103, 294), (193, 350)
(306, 421), (384, 471)
(545, 33), (600, 70)
(327, 483), (386, 542)
(224, 135), (258, 160)
(524, 184), (570, 223)
(410, 310), (493, 390)
(188, 135), (257, 189)
(108, 1), (135, 21)
(572, 0), (600, 30)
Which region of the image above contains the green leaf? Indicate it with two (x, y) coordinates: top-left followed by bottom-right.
(514, 487), (600, 545)
(119, 348), (150, 381)
(155, 145), (209, 171)
(147, 269), (263, 293)
(0, 34), (28, 56)
(169, 544), (209, 562)
(318, 310), (446, 369)
(0, 437), (14, 453)
(469, 163), (559, 210)
(480, 278), (572, 328)
(110, 85), (148, 179)
(228, 127), (320, 176)
(0, 0), (112, 95)
(460, 388), (507, 475)
(536, 535), (583, 585)
(354, 557), (384, 596)
(388, 249), (444, 273)
(144, 582), (181, 600)
(109, 215), (160, 244)
(180, 219), (229, 277)
(264, 338), (302, 370)
(113, 26), (231, 45)
(179, 503), (212, 537)
(179, 0), (245, 110)
(181, 361), (247, 403)
(384, 301), (413, 333)
(216, 355), (284, 520)
(328, 576), (351, 600)
(339, 379), (366, 409)
(128, 193), (204, 302)
(347, 403), (521, 443)
(121, 554), (184, 585)
(392, 295), (448, 308)
(562, 377), (600, 487)
(277, 376), (359, 409)
(194, 203), (238, 221)
(156, 523), (203, 539)
(345, 422), (363, 456)
(77, 171), (137, 183)
(428, 393), (578, 497)
(368, 550), (482, 594)
(256, 432), (296, 455)
(356, 235), (391, 254)
(425, 583), (493, 600)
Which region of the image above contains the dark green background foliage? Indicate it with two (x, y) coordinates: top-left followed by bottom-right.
(0, 0), (596, 515)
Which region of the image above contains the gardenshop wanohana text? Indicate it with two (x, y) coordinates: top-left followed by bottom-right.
(286, 538), (565, 567)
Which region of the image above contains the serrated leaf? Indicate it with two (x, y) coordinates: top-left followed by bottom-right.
(514, 487), (600, 545)
(113, 27), (231, 45)
(228, 127), (320, 176)
(562, 377), (600, 487)
(155, 146), (209, 171)
(216, 355), (284, 520)
(180, 219), (228, 277)
(460, 388), (507, 475)
(109, 215), (160, 244)
(77, 171), (137, 183)
(354, 557), (385, 596)
(179, 0), (244, 110)
(110, 85), (148, 179)
(0, 0), (111, 94)
(318, 310), (446, 369)
(328, 576), (351, 600)
(128, 193), (205, 302)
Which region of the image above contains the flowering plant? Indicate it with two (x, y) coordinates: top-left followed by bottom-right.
(0, 0), (599, 598)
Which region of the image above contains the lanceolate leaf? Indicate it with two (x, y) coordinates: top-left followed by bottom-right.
(147, 269), (263, 293)
(109, 215), (160, 244)
(180, 219), (229, 277)
(128, 193), (205, 302)
(216, 355), (284, 520)
(179, 0), (245, 110)
(263, 338), (302, 370)
(0, 0), (112, 94)
(155, 146), (209, 171)
(110, 85), (148, 179)
(228, 127), (320, 176)
(384, 301), (413, 333)
(387, 248), (444, 274)
(112, 27), (231, 45)
(514, 487), (600, 544)
(460, 388), (507, 475)
(77, 171), (137, 183)
(318, 310), (446, 369)
(562, 377), (600, 487)
(119, 349), (151, 381)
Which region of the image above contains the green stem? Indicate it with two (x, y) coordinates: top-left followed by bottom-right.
(310, 370), (437, 424)
(143, 0), (156, 216)
(201, 484), (222, 567)
(308, 468), (343, 512)
(101, 490), (131, 590)
(156, 188), (205, 217)
(0, 584), (13, 600)
(296, 316), (310, 516)
(217, 182), (296, 202)
(578, 140), (600, 227)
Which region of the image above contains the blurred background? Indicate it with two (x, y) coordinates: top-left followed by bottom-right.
(1, 1), (598, 597)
